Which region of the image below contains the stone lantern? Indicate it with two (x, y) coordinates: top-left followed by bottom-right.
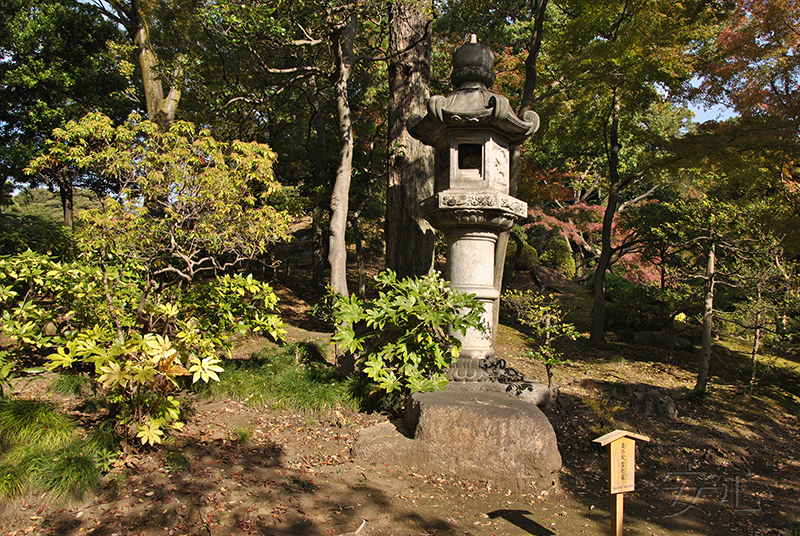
(408, 35), (540, 382)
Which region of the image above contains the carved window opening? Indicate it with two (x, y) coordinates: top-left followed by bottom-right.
(458, 144), (483, 173)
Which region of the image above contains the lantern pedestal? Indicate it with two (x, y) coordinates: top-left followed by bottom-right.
(420, 189), (527, 379)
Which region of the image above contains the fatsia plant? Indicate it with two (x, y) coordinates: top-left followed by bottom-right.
(332, 270), (486, 394)
(0, 252), (285, 446)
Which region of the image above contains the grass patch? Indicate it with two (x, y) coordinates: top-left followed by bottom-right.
(607, 382), (629, 400)
(230, 426), (252, 444)
(49, 373), (93, 397)
(0, 399), (113, 500)
(197, 341), (361, 413)
(610, 354), (627, 364)
(0, 399), (75, 453)
(28, 441), (102, 500)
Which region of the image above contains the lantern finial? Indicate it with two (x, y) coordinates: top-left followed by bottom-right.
(451, 35), (495, 90)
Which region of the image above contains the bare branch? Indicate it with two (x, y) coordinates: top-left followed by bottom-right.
(618, 184), (659, 212)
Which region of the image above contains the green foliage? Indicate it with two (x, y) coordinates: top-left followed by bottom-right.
(1, 188), (104, 259)
(332, 270), (486, 395)
(267, 186), (313, 216)
(183, 274), (287, 341)
(28, 112), (292, 283)
(582, 395), (624, 437)
(609, 354), (627, 365)
(197, 342), (358, 414)
(10, 188), (105, 222)
(502, 289), (578, 389)
(525, 224), (560, 256)
(28, 441), (102, 500)
(604, 274), (664, 331)
(505, 238), (539, 271)
(231, 426), (252, 444)
(539, 235), (576, 278)
(0, 399), (74, 452)
(0, 0), (131, 196)
(6, 112), (292, 444)
(164, 448), (191, 471)
(0, 354), (13, 398)
(49, 373), (93, 397)
(768, 289), (800, 358)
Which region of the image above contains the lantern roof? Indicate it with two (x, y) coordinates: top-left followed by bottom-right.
(408, 35), (540, 147)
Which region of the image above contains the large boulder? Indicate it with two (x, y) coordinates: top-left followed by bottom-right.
(352, 390), (562, 492)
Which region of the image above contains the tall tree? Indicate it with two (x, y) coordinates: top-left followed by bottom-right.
(691, 0), (800, 229)
(385, 1), (435, 279)
(93, 0), (185, 129)
(434, 0), (550, 305)
(436, 1), (712, 346)
(199, 0), (423, 296)
(327, 13), (359, 296)
(695, 0), (800, 121)
(519, 0), (713, 347)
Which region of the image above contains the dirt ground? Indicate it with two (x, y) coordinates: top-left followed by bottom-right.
(2, 271), (799, 536)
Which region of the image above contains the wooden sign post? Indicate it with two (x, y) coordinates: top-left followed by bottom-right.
(593, 430), (650, 536)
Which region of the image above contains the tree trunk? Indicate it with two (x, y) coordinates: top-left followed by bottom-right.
(57, 168), (74, 229)
(749, 324), (761, 393)
(307, 76), (328, 289)
(668, 314), (676, 356)
(518, 0), (549, 116)
(695, 239), (716, 394)
(546, 365), (557, 402)
(775, 253), (791, 336)
(128, 0), (180, 130)
(328, 15), (357, 297)
(0, 177), (7, 213)
(385, 3), (435, 279)
(749, 286), (763, 393)
(502, 230), (524, 291)
(499, 0), (549, 304)
(312, 205), (326, 288)
(589, 97), (622, 347)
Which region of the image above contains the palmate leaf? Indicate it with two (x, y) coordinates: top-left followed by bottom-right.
(188, 355), (224, 383)
(130, 363), (157, 384)
(155, 302), (180, 318)
(47, 343), (77, 370)
(144, 334), (178, 363)
(329, 270), (485, 396)
(415, 375), (448, 393)
(333, 294), (364, 324)
(157, 356), (190, 377)
(364, 306), (389, 328)
(376, 370), (400, 393)
(98, 361), (131, 389)
(136, 420), (164, 446)
(331, 327), (363, 354)
(362, 355), (385, 381)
